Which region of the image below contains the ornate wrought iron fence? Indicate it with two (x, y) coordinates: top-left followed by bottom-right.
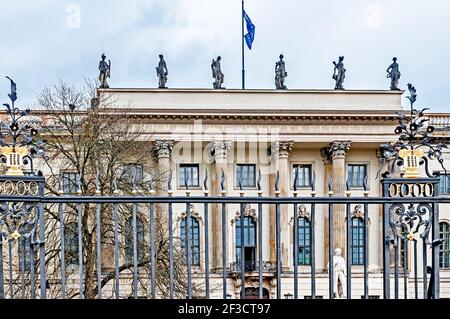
(0, 173), (448, 299)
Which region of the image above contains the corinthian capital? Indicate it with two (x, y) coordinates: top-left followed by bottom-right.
(321, 140), (351, 163)
(330, 141), (351, 159)
(211, 140), (231, 162)
(151, 140), (173, 160)
(271, 141), (294, 160)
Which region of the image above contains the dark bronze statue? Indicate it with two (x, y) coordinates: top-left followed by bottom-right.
(156, 54), (168, 88)
(386, 57), (401, 90)
(332, 56), (346, 90)
(211, 56), (224, 89)
(275, 54), (287, 90)
(98, 53), (111, 89)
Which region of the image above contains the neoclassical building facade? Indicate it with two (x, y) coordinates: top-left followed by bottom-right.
(2, 87), (449, 299)
(89, 88), (449, 299)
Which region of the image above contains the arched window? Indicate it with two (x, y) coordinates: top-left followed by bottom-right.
(351, 217), (365, 265)
(64, 222), (79, 267)
(235, 216), (256, 271)
(180, 217), (200, 266)
(440, 222), (450, 269)
(297, 217), (311, 265)
(124, 217), (145, 264)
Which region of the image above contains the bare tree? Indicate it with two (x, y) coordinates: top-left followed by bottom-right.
(1, 80), (205, 299)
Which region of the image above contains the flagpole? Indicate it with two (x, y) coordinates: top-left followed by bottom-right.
(241, 0), (245, 89)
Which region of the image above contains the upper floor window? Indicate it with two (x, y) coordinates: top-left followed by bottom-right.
(123, 164), (144, 185)
(180, 217), (200, 266)
(179, 164), (200, 188)
(440, 222), (450, 269)
(292, 164), (312, 188)
(236, 164), (256, 188)
(62, 172), (79, 194)
(440, 174), (450, 195)
(351, 217), (365, 265)
(347, 164), (367, 188)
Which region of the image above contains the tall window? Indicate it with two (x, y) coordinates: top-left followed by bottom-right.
(440, 174), (450, 195)
(179, 164), (200, 188)
(347, 164), (367, 188)
(440, 222), (450, 269)
(62, 172), (79, 194)
(351, 217), (365, 265)
(292, 164), (312, 188)
(64, 223), (79, 267)
(180, 217), (200, 266)
(296, 217), (311, 265)
(18, 237), (33, 272)
(236, 164), (256, 188)
(236, 216), (257, 271)
(124, 217), (145, 264)
(123, 164), (144, 185)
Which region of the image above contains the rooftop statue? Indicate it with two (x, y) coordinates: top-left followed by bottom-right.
(332, 56), (346, 90)
(211, 56), (224, 89)
(98, 53), (111, 89)
(386, 57), (401, 90)
(275, 54), (287, 90)
(156, 54), (168, 88)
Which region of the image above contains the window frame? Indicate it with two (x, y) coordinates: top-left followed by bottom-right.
(64, 222), (80, 268)
(346, 163), (368, 189)
(122, 163), (144, 186)
(439, 174), (450, 195)
(296, 216), (312, 265)
(235, 216), (257, 265)
(178, 163), (201, 189)
(180, 216), (201, 266)
(291, 163), (313, 189)
(124, 216), (145, 264)
(439, 221), (450, 269)
(61, 171), (79, 194)
(351, 216), (365, 265)
(235, 164), (257, 189)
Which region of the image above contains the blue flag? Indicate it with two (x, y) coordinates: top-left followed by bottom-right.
(243, 10), (255, 49)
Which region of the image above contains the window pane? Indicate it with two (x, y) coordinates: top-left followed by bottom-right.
(237, 164), (256, 187)
(348, 164), (367, 188)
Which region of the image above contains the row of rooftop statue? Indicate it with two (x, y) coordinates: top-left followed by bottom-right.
(98, 53), (401, 91)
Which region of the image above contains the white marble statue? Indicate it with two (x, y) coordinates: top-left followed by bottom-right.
(333, 248), (346, 298)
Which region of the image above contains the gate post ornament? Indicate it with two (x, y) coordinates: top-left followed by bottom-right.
(381, 83), (447, 178)
(0, 77), (45, 175)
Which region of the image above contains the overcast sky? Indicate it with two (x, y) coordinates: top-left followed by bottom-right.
(0, 0), (449, 112)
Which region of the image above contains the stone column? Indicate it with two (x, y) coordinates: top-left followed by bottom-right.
(211, 140), (231, 270)
(320, 148), (333, 270)
(270, 141), (293, 270)
(329, 141), (351, 257)
(151, 140), (174, 219)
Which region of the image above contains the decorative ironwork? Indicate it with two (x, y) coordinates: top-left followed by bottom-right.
(381, 84), (447, 178)
(228, 261), (276, 273)
(0, 202), (38, 241)
(0, 77), (45, 175)
(389, 202), (433, 244)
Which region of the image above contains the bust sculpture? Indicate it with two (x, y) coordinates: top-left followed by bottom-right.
(333, 248), (346, 298)
(98, 53), (111, 88)
(386, 57), (401, 90)
(156, 54), (168, 88)
(275, 54), (287, 90)
(332, 56), (346, 90)
(211, 56), (224, 89)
